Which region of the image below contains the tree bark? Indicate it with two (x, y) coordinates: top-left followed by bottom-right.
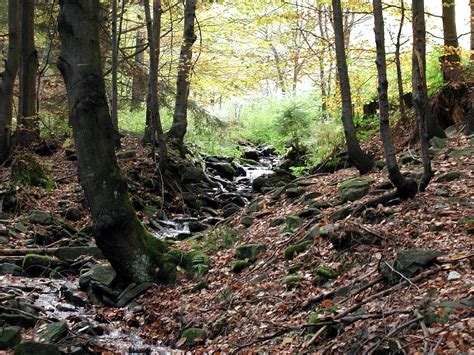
(441, 0), (461, 82)
(17, 0), (39, 146)
(168, 0), (198, 146)
(130, 31), (146, 111)
(412, 0), (433, 192)
(373, 0), (417, 199)
(471, 0), (474, 63)
(332, 0), (374, 174)
(0, 0), (20, 162)
(143, 0), (168, 169)
(111, 0), (119, 131)
(395, 0), (406, 121)
(57, 0), (167, 283)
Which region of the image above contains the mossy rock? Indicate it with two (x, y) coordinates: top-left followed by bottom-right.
(448, 147), (474, 158)
(11, 152), (52, 188)
(288, 263), (303, 274)
(270, 217), (285, 227)
(340, 177), (374, 202)
(316, 266), (337, 278)
(285, 187), (305, 198)
(284, 240), (312, 260)
(0, 326), (21, 350)
(240, 215), (256, 227)
(22, 254), (60, 277)
(180, 328), (207, 347)
(235, 244), (266, 262)
(281, 274), (304, 286)
(14, 342), (61, 355)
(435, 171), (462, 182)
(231, 260), (250, 273)
(285, 215), (301, 231)
(28, 210), (54, 225)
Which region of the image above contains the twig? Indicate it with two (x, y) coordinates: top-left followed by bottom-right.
(383, 261), (420, 290)
(432, 336), (443, 354)
(415, 310), (430, 354)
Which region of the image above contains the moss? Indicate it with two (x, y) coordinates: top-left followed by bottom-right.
(235, 244), (266, 261)
(180, 327), (207, 347)
(10, 152), (52, 188)
(281, 274), (303, 286)
(231, 260), (250, 273)
(284, 240), (312, 260)
(192, 280), (209, 292)
(316, 266), (337, 278)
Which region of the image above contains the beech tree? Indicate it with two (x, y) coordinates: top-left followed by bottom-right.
(332, 0), (374, 174)
(168, 0), (198, 147)
(441, 0), (461, 82)
(57, 0), (167, 283)
(0, 0), (20, 162)
(373, 0), (417, 199)
(16, 0), (39, 146)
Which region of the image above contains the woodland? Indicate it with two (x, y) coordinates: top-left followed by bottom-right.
(0, 0), (472, 353)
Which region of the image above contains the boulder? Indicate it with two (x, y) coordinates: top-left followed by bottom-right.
(235, 244), (266, 262)
(399, 149), (420, 165)
(340, 177), (374, 202)
(34, 321), (67, 342)
(10, 153), (51, 188)
(0, 326), (21, 350)
(14, 342), (60, 355)
(181, 166), (205, 183)
(28, 210), (54, 225)
(0, 313), (35, 328)
(252, 170), (294, 193)
(223, 203), (240, 218)
(22, 254), (61, 276)
(206, 162), (236, 180)
(435, 171), (462, 182)
(429, 136), (447, 149)
(281, 274), (304, 287)
(64, 207), (81, 221)
(90, 264), (117, 287)
(242, 150), (260, 161)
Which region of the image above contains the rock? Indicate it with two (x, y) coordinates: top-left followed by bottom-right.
(269, 217), (285, 227)
(447, 271), (461, 281)
(64, 207), (81, 221)
(22, 254), (60, 276)
(242, 150), (260, 161)
(14, 223), (28, 233)
(223, 203), (240, 218)
(188, 221), (209, 233)
(206, 162), (236, 180)
(60, 284), (89, 307)
(316, 266), (337, 278)
(0, 236), (8, 244)
(444, 125), (458, 137)
(380, 249), (442, 285)
(14, 342), (61, 355)
(245, 200), (261, 213)
(303, 191), (323, 201)
(235, 244), (266, 262)
(435, 171), (462, 182)
(282, 274), (304, 286)
(116, 150), (137, 160)
(0, 313), (35, 328)
(285, 187), (305, 198)
(448, 147), (474, 158)
(240, 215), (256, 227)
(116, 282), (152, 307)
(252, 170), (294, 192)
(285, 215), (301, 231)
(329, 207), (353, 222)
(34, 141), (57, 156)
(0, 263), (24, 276)
(429, 136), (447, 149)
(180, 328), (207, 347)
(90, 264), (117, 287)
(54, 246), (104, 261)
(181, 166), (205, 183)
(0, 326), (21, 350)
(79, 271), (93, 290)
(284, 240), (312, 260)
(28, 210), (54, 225)
(34, 321), (67, 342)
(399, 149), (420, 165)
(231, 260), (250, 273)
(340, 177), (374, 202)
(375, 160), (386, 169)
(298, 207), (321, 218)
(10, 153), (51, 188)
(65, 149), (77, 161)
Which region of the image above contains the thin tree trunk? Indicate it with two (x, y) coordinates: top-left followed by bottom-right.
(143, 0), (168, 169)
(57, 0), (167, 283)
(471, 0), (474, 63)
(17, 0), (39, 146)
(412, 0), (433, 192)
(168, 0), (198, 146)
(111, 0), (119, 130)
(395, 0), (406, 120)
(130, 31), (146, 111)
(441, 0), (461, 82)
(373, 0), (417, 199)
(0, 0), (20, 162)
(332, 0), (374, 174)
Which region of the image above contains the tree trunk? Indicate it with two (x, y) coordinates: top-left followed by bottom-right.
(17, 0), (39, 146)
(111, 0), (119, 131)
(57, 0), (167, 283)
(395, 0), (406, 121)
(130, 31), (146, 111)
(0, 0), (20, 163)
(143, 0), (168, 169)
(412, 0), (433, 192)
(441, 0), (461, 82)
(332, 0), (374, 174)
(373, 0), (417, 199)
(471, 0), (474, 63)
(168, 0), (198, 146)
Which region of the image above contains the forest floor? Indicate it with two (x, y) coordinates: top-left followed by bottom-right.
(0, 123), (472, 353)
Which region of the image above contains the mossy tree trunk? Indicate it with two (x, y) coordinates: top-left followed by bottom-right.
(57, 0), (166, 283)
(332, 0), (374, 174)
(0, 0), (20, 163)
(373, 0), (417, 199)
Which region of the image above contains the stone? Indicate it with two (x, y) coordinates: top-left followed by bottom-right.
(64, 207), (81, 221)
(207, 162), (236, 180)
(447, 271), (461, 281)
(282, 274), (304, 286)
(14, 342), (60, 355)
(448, 147), (474, 158)
(380, 249), (442, 285)
(444, 125), (458, 137)
(181, 166), (205, 183)
(0, 314), (35, 328)
(180, 328), (207, 347)
(14, 223), (28, 233)
(399, 149), (420, 165)
(303, 191), (323, 201)
(235, 244), (266, 262)
(116, 282), (152, 307)
(54, 247), (104, 261)
(0, 236), (8, 244)
(252, 170), (294, 193)
(329, 207), (353, 222)
(34, 321), (67, 342)
(0, 326), (21, 350)
(284, 240), (312, 260)
(285, 215), (301, 231)
(231, 260), (250, 273)
(116, 150), (137, 160)
(245, 200), (261, 213)
(240, 215), (256, 227)
(269, 217), (285, 227)
(340, 177), (374, 202)
(22, 254), (59, 276)
(316, 266), (337, 279)
(435, 171), (462, 182)
(242, 150), (260, 161)
(10, 153), (51, 188)
(188, 221), (209, 233)
(285, 187), (305, 198)
(298, 208), (321, 218)
(223, 204), (240, 218)
(28, 210), (53, 225)
(429, 136), (447, 149)
(0, 263), (24, 276)
(90, 264), (117, 287)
